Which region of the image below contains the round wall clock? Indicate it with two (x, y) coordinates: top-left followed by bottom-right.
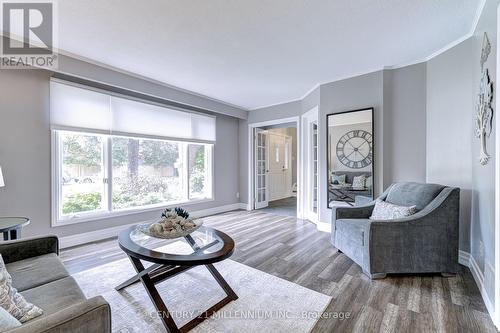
(336, 130), (373, 169)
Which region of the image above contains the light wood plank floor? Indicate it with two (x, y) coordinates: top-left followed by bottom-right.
(60, 210), (497, 333)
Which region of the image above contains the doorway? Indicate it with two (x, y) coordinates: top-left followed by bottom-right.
(249, 118), (299, 218)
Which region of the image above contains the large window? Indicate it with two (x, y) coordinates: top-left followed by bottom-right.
(55, 131), (213, 223)
(50, 79), (215, 225)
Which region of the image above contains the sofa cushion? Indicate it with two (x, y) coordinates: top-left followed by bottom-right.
(20, 276), (86, 317)
(335, 219), (371, 246)
(6, 253), (69, 292)
(386, 182), (444, 211)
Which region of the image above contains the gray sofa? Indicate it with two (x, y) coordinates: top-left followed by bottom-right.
(331, 182), (460, 279)
(329, 171), (373, 205)
(0, 236), (111, 333)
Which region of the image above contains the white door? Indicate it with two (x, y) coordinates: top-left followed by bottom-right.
(254, 129), (269, 209)
(268, 133), (292, 201)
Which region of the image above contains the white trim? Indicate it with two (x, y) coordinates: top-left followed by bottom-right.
(300, 83), (321, 101)
(458, 250), (471, 266)
(55, 198), (217, 227)
(237, 203), (251, 211)
(249, 99), (302, 112)
(470, 256), (495, 320)
(248, 116), (301, 217)
(316, 222), (331, 233)
(458, 251), (496, 325)
(59, 203), (244, 248)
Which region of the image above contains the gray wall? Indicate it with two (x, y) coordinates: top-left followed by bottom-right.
(383, 63), (427, 188)
(240, 68), (428, 227)
(470, 0), (498, 302)
(426, 0), (499, 304)
(426, 39), (474, 254)
(238, 119), (250, 205)
(247, 100), (302, 124)
(56, 54), (248, 120)
(319, 71), (385, 224)
(0, 68), (242, 238)
(301, 86), (320, 113)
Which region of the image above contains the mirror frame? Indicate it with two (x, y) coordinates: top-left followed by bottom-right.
(326, 107), (375, 209)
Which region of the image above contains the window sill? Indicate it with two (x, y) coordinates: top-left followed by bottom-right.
(52, 198), (215, 227)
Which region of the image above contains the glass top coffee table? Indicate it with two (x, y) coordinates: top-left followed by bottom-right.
(117, 225), (237, 333)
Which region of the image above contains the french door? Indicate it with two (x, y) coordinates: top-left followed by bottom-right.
(301, 108), (319, 223)
(254, 129), (269, 209)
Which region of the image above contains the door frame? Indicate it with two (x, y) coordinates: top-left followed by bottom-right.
(301, 107), (319, 223)
(248, 116), (300, 215)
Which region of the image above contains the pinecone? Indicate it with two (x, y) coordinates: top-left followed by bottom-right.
(174, 207), (190, 219)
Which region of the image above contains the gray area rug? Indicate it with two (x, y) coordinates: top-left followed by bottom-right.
(73, 257), (331, 333)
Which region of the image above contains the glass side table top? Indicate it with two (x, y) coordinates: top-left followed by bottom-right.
(0, 217), (30, 231)
(119, 225), (235, 266)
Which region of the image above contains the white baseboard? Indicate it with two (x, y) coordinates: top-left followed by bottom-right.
(317, 222), (331, 233)
(238, 203), (251, 210)
(458, 250), (471, 266)
(458, 250), (495, 322)
(59, 203), (245, 249)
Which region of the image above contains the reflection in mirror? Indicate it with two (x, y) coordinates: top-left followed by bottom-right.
(327, 108), (374, 209)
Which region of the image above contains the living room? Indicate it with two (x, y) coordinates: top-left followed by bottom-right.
(0, 0), (499, 332)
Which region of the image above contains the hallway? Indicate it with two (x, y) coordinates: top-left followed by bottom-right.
(260, 196), (297, 218)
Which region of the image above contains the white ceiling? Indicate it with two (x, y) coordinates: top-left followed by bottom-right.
(56, 0), (482, 110)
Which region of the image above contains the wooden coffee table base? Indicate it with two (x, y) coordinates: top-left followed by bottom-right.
(115, 235), (238, 333)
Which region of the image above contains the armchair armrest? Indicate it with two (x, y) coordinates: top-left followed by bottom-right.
(0, 235), (59, 264)
(8, 296), (111, 333)
(333, 204), (375, 220)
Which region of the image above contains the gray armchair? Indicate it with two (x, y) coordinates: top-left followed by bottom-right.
(331, 182), (460, 279)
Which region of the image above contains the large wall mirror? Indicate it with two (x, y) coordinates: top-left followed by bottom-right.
(327, 108), (374, 208)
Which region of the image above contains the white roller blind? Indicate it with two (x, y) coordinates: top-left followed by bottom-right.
(50, 80), (111, 132)
(110, 96), (192, 139)
(191, 113), (216, 142)
(50, 80), (216, 142)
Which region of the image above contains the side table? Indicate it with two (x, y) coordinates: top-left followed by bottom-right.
(0, 217), (30, 240)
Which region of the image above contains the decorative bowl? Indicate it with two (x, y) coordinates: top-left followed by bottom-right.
(138, 219), (203, 239)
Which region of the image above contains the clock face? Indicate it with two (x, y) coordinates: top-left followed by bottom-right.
(336, 130), (373, 169)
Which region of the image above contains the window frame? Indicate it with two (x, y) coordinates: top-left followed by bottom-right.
(51, 129), (215, 226)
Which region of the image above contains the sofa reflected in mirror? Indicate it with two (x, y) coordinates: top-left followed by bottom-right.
(328, 171), (373, 207)
(327, 108), (374, 208)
